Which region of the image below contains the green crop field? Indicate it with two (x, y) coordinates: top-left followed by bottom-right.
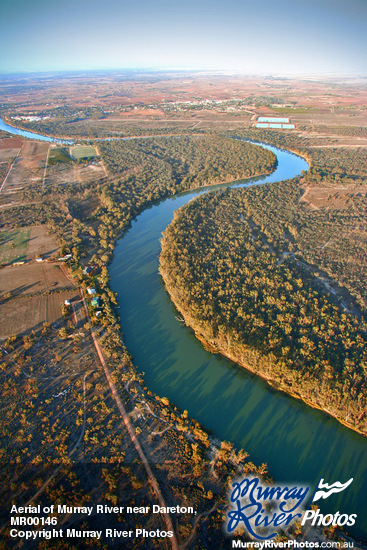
(0, 228), (30, 265)
(70, 146), (98, 160)
(48, 147), (72, 164)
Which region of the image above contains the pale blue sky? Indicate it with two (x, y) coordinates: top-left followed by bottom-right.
(1, 0), (366, 75)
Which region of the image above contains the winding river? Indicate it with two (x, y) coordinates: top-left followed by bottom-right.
(2, 118), (366, 540)
(109, 144), (367, 541)
(0, 117), (71, 143)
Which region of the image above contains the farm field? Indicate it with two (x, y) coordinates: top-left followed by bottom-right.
(44, 156), (106, 186)
(0, 262), (78, 338)
(44, 145), (105, 186)
(70, 145), (98, 159)
(0, 227), (29, 264)
(0, 290), (78, 338)
(48, 146), (71, 164)
(0, 137), (22, 162)
(0, 137), (23, 201)
(0, 225), (59, 265)
(2, 141), (48, 189)
(0, 262), (72, 296)
(44, 159), (77, 186)
(74, 160), (106, 183)
(26, 225), (59, 259)
(0, 140), (49, 206)
(0, 224), (74, 338)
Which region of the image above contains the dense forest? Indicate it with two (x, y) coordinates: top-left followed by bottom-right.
(229, 130), (367, 308)
(98, 134), (277, 191)
(160, 140), (367, 434)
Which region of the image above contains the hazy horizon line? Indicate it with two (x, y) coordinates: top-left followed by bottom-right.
(1, 67), (366, 80)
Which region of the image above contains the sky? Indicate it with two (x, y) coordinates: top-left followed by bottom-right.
(1, 0), (366, 75)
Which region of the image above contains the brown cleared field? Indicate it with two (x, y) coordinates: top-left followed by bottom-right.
(0, 138), (23, 202)
(0, 263), (71, 296)
(0, 141), (49, 206)
(0, 137), (22, 162)
(3, 141), (49, 188)
(44, 158), (106, 186)
(26, 225), (59, 260)
(0, 261), (78, 338)
(74, 161), (106, 183)
(301, 183), (367, 211)
(0, 291), (77, 339)
(0, 137), (23, 150)
(44, 160), (77, 186)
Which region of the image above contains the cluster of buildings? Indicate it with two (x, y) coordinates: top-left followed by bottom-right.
(86, 286), (101, 316)
(12, 115), (50, 122)
(255, 117), (295, 129)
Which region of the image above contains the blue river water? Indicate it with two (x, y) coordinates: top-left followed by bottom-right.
(0, 117), (71, 143)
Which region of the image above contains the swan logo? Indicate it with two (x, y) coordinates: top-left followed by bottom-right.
(302, 478), (356, 529)
(312, 478), (353, 502)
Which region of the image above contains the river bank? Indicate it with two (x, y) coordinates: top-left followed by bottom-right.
(159, 265), (366, 438)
